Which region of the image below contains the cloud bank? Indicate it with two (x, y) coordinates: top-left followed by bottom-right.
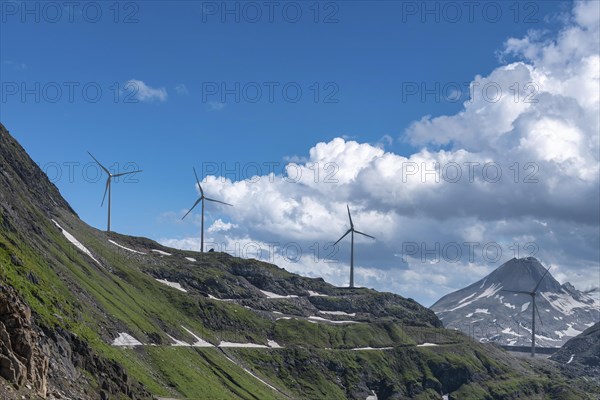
(162, 1), (599, 306)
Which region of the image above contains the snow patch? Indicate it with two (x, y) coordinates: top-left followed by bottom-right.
(521, 302), (531, 312)
(208, 294), (235, 301)
(52, 220), (101, 265)
(308, 290), (328, 297)
(181, 326), (213, 347)
(319, 311), (356, 317)
(218, 341), (269, 348)
(268, 340), (282, 348)
(474, 308), (489, 314)
(503, 302), (516, 309)
(553, 325), (582, 339)
(185, 257), (196, 262)
(366, 390), (378, 400)
(155, 279), (187, 293)
(167, 334), (190, 347)
(448, 283), (502, 311)
(567, 354), (574, 364)
(541, 291), (599, 315)
(112, 333), (143, 347)
(352, 347), (393, 351)
(518, 323), (561, 342)
(502, 327), (523, 337)
(260, 290), (298, 299)
(458, 292), (476, 304)
(308, 316), (358, 324)
(151, 249), (172, 256)
(417, 343), (438, 347)
(108, 239), (146, 255)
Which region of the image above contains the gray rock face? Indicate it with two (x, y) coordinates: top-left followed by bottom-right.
(551, 322), (600, 383)
(431, 257), (600, 347)
(0, 284), (48, 396)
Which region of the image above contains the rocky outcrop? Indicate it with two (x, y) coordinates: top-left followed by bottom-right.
(551, 322), (600, 383)
(0, 284), (49, 397)
(0, 283), (151, 399)
(42, 326), (152, 400)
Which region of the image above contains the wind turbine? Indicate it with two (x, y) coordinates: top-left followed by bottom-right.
(333, 205), (375, 288)
(501, 265), (551, 357)
(182, 168), (232, 253)
(88, 152), (142, 232)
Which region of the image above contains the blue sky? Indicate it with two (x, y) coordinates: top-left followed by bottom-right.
(2, 1), (598, 306)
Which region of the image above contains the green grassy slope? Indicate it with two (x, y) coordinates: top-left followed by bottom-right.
(1, 122), (599, 399)
(3, 208), (598, 399)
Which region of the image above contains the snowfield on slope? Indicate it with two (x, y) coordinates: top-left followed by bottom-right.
(151, 249), (172, 256)
(260, 290), (298, 299)
(52, 220), (102, 265)
(108, 239), (146, 254)
(218, 341), (270, 348)
(112, 333), (143, 346)
(319, 310), (356, 317)
(182, 326), (214, 347)
(447, 283), (503, 312)
(155, 278), (187, 293)
(308, 316), (359, 324)
(351, 347), (393, 351)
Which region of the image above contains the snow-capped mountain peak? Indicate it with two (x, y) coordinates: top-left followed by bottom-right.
(431, 258), (600, 346)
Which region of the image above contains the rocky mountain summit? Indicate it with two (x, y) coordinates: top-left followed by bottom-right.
(1, 122), (599, 399)
(432, 257), (600, 347)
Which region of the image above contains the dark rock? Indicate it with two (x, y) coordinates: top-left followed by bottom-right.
(0, 284), (48, 396)
(10, 254), (22, 267)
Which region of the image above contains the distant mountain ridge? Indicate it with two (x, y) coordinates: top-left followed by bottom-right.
(431, 257), (600, 347)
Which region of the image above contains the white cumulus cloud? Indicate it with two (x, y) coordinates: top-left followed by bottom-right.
(126, 79), (168, 102)
(160, 1), (599, 306)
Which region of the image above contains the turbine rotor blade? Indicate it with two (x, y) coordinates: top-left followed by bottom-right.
(354, 230), (375, 240)
(87, 151), (111, 175)
(346, 204), (353, 228)
(500, 289), (531, 295)
(333, 229), (351, 246)
(101, 177), (111, 207)
(533, 265), (552, 293)
(193, 167), (204, 197)
(182, 198), (202, 220)
(534, 302), (544, 326)
(204, 197), (233, 207)
(112, 170), (143, 178)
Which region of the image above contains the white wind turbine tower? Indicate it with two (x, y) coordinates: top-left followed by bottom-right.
(333, 205), (375, 288)
(88, 152), (142, 232)
(182, 168), (233, 252)
(501, 265), (551, 358)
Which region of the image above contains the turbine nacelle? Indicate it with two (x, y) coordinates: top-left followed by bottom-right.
(334, 205), (375, 288)
(88, 151), (142, 232)
(182, 167), (233, 252)
(500, 265), (551, 356)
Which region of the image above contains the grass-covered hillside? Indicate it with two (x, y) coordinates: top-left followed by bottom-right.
(1, 122), (599, 399)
